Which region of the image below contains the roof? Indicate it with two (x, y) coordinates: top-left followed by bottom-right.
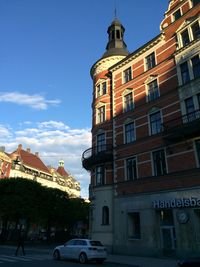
(57, 166), (69, 177)
(11, 146), (51, 174)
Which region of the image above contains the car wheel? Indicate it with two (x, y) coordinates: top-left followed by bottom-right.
(53, 250), (60, 260)
(79, 252), (87, 264)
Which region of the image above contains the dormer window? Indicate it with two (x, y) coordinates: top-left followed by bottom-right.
(173, 9), (181, 21)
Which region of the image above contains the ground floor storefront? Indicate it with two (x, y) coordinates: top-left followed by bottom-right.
(113, 188), (200, 258)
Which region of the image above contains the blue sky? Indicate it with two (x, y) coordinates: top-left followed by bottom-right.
(0, 0), (169, 198)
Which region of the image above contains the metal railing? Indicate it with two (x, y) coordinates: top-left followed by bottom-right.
(82, 144), (113, 161)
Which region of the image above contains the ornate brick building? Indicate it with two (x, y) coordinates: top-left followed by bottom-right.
(82, 0), (200, 257)
(9, 144), (80, 198)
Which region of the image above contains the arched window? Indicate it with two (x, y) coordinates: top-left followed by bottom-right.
(102, 206), (109, 225)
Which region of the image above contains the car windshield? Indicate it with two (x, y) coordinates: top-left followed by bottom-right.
(90, 241), (103, 246)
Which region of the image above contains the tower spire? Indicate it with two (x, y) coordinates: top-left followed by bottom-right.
(114, 0), (117, 18)
(102, 16), (129, 58)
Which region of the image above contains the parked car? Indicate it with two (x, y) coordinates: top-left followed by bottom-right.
(52, 238), (107, 264)
(177, 258), (200, 266)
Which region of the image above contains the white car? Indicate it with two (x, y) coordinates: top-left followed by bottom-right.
(52, 238), (107, 264)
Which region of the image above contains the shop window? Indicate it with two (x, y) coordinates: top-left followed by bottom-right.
(180, 61), (190, 85)
(102, 206), (109, 225)
(97, 133), (105, 152)
(126, 157), (137, 180)
(124, 122), (135, 144)
(159, 210), (174, 226)
(195, 140), (200, 167)
(194, 209), (200, 241)
(123, 67), (132, 83)
(192, 55), (200, 79)
(152, 149), (167, 176)
(147, 79), (159, 102)
(173, 9), (181, 21)
(97, 106), (106, 124)
(96, 165), (105, 186)
(149, 110), (162, 135)
(124, 92), (134, 112)
(128, 212), (141, 239)
(146, 52), (156, 70)
(191, 21), (200, 39)
(181, 29), (190, 46)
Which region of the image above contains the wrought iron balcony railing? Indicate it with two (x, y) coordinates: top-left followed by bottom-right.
(82, 144), (113, 170)
(162, 109), (200, 142)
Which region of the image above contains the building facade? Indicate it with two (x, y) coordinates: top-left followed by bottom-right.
(9, 144), (80, 198)
(82, 0), (200, 257)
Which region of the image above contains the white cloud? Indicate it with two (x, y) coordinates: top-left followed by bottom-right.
(0, 92), (61, 110)
(3, 121), (91, 199)
(0, 125), (11, 138)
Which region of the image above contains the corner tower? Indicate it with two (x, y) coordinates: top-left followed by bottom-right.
(82, 17), (129, 250)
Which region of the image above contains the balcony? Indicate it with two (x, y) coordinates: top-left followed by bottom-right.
(162, 109), (200, 143)
(82, 145), (113, 170)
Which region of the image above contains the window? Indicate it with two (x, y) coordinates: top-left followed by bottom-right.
(147, 79), (159, 102)
(96, 84), (101, 98)
(191, 21), (200, 39)
(102, 206), (109, 225)
(184, 97), (196, 122)
(96, 82), (107, 98)
(194, 209), (200, 242)
(192, 55), (200, 79)
(97, 106), (105, 123)
(173, 9), (181, 21)
(96, 166), (105, 185)
(124, 92), (134, 112)
(192, 0), (200, 7)
(195, 140), (200, 166)
(123, 67), (132, 83)
(125, 122), (135, 143)
(97, 133), (105, 152)
(102, 82), (107, 95)
(126, 157), (137, 180)
(152, 149), (167, 176)
(181, 29), (190, 46)
(146, 52), (156, 70)
(128, 212), (141, 239)
(149, 111), (162, 135)
(180, 62), (190, 84)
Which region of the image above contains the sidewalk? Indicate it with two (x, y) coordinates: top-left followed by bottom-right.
(0, 244), (178, 267)
(106, 254), (178, 267)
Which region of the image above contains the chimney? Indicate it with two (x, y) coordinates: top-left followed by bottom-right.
(0, 146), (5, 152)
(27, 148), (31, 153)
(35, 152), (39, 157)
(18, 144), (22, 151)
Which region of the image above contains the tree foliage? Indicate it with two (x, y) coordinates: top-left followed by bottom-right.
(0, 178), (89, 239)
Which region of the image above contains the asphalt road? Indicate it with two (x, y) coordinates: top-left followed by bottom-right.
(0, 246), (133, 267)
